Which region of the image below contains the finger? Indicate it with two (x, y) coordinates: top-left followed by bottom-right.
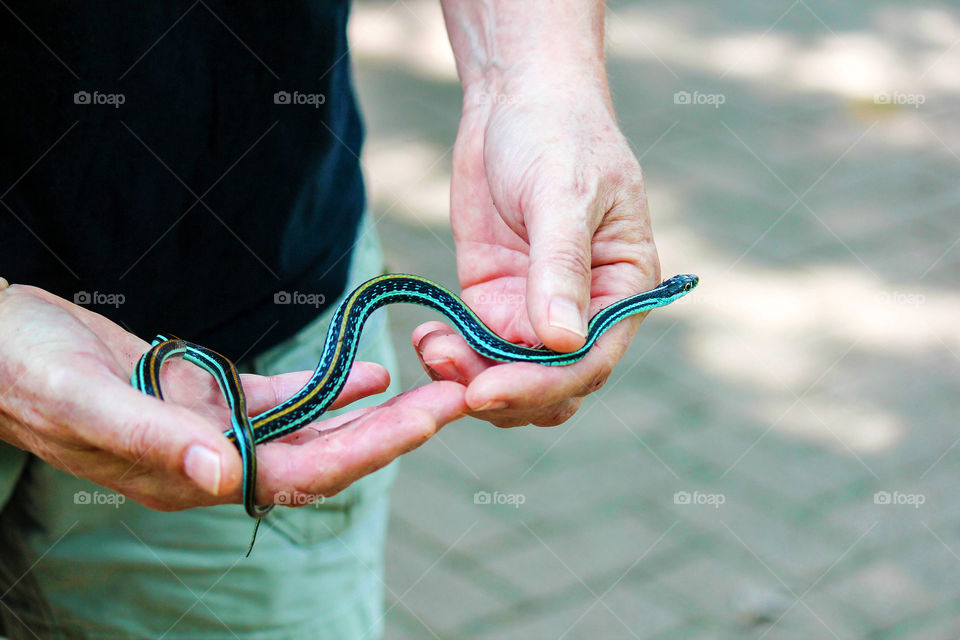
(462, 322), (636, 411)
(471, 397), (583, 429)
(49, 368), (242, 498)
(255, 381), (467, 500)
(415, 318), (633, 412)
(272, 403), (380, 445)
(525, 199), (596, 352)
(530, 398), (583, 427)
(67, 447), (226, 511)
(239, 361), (391, 415)
(411, 321), (454, 353)
(328, 362), (391, 409)
(412, 322), (491, 384)
(267, 376), (423, 446)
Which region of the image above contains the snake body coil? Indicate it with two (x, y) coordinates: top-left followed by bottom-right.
(132, 273), (699, 522)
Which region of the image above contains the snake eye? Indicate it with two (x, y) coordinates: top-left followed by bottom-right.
(684, 282), (692, 291)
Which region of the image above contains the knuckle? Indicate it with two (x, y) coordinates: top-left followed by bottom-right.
(633, 162), (645, 187)
(546, 243), (591, 280)
(142, 497), (181, 513)
(532, 400), (581, 427)
(492, 417), (531, 429)
(650, 253), (662, 285)
(398, 407), (438, 447)
(422, 362), (445, 382)
(582, 369), (611, 396)
(269, 375), (288, 408)
(320, 485), (347, 500)
(116, 417), (156, 461)
(288, 475), (343, 504)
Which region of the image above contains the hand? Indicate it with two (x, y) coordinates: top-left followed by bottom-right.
(414, 68), (660, 428)
(0, 282), (466, 510)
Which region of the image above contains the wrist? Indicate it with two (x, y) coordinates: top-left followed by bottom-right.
(460, 66), (615, 131)
(444, 1), (608, 102)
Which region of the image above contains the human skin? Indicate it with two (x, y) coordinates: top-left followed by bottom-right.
(0, 1), (660, 509)
(418, 1), (661, 427)
(0, 281), (467, 508)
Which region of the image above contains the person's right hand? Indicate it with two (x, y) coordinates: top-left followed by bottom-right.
(0, 281), (466, 511)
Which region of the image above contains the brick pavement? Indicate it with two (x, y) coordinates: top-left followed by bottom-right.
(350, 1), (960, 637)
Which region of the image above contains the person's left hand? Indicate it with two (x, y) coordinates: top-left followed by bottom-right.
(413, 72), (661, 428)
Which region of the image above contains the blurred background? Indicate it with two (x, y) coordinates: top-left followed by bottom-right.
(349, 1), (958, 638)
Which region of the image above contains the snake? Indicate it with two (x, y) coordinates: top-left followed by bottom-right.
(131, 273), (699, 527)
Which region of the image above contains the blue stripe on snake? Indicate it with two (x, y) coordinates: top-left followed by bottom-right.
(131, 273), (698, 531)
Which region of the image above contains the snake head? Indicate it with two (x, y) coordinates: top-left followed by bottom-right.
(664, 274), (699, 296)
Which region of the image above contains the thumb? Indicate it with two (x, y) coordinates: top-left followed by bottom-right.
(56, 376), (241, 497)
(525, 205), (593, 352)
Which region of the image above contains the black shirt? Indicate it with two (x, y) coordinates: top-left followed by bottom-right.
(0, 1), (365, 359)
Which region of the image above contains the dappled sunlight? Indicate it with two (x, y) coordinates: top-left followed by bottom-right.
(352, 0), (958, 459)
(349, 1), (457, 227)
(350, 1), (458, 82)
(607, 5), (960, 99)
(794, 35), (908, 97)
(829, 562), (934, 610)
(351, 0), (957, 463)
(363, 138), (452, 225)
(771, 397), (904, 454)
(349, 1), (960, 635)
(653, 196), (955, 455)
(671, 262), (959, 355)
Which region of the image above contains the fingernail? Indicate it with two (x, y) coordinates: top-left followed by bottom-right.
(423, 357), (464, 383)
(184, 445), (222, 495)
(476, 399), (508, 412)
(549, 298), (586, 338)
(423, 363), (443, 381)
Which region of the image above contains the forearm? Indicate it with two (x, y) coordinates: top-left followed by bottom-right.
(440, 0), (609, 101)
